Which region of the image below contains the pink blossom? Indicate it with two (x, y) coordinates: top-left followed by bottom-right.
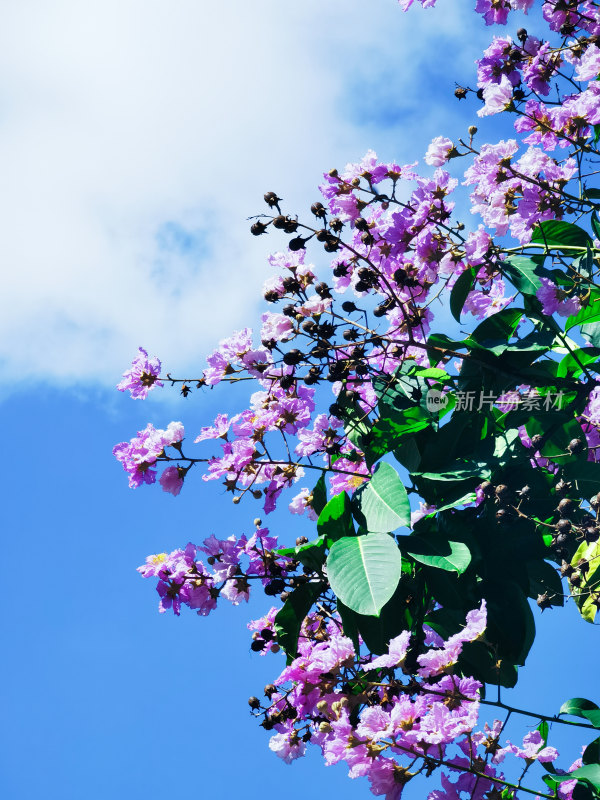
(261, 312), (294, 343)
(478, 74), (513, 117)
(425, 136), (454, 167)
(367, 630), (411, 670)
(509, 730), (559, 763)
(195, 413), (230, 443)
(537, 278), (581, 317)
(289, 488), (318, 521)
(159, 466), (184, 496)
(117, 347), (163, 399)
(269, 730), (306, 763)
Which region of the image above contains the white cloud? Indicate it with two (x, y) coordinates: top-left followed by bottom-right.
(0, 0), (484, 389)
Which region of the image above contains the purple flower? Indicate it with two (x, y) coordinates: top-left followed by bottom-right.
(425, 136), (454, 167)
(478, 75), (513, 117)
(537, 278), (581, 317)
(509, 730), (559, 763)
(159, 466), (184, 496)
(289, 488), (318, 521)
(117, 347), (163, 399)
(113, 421), (184, 488)
(367, 630), (411, 670)
(269, 730), (306, 764)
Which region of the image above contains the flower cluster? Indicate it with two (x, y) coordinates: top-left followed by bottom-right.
(113, 421), (184, 489)
(118, 2), (600, 798)
(138, 527), (293, 615)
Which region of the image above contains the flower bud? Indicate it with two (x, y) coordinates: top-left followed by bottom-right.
(248, 696), (261, 709)
(283, 349), (303, 366)
(251, 221), (269, 236)
(264, 191), (281, 208)
(288, 236), (306, 251)
(272, 214), (288, 229)
(557, 498), (574, 516)
(495, 484), (509, 501)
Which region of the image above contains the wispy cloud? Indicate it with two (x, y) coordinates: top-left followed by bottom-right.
(0, 0), (488, 390)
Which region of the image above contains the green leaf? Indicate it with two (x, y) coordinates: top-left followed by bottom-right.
(584, 737), (600, 766)
(275, 581), (324, 663)
(503, 256), (543, 295)
(398, 535), (471, 574)
(553, 765), (600, 790)
(370, 407), (431, 457)
(581, 322), (600, 349)
(471, 308), (523, 346)
(276, 536), (326, 572)
(560, 697), (600, 728)
(537, 719), (549, 747)
(413, 492), (477, 522)
(393, 437), (422, 472)
(337, 599), (361, 653)
(564, 461), (600, 498)
(459, 640), (519, 688)
(310, 475), (328, 517)
(593, 210), (600, 241)
(531, 220), (593, 252)
(450, 267), (476, 322)
(526, 560), (564, 607)
(485, 580), (536, 665)
(353, 462), (411, 533)
(317, 492), (354, 543)
(339, 582), (413, 655)
(414, 464), (492, 482)
(566, 290), (600, 333)
(326, 532), (403, 616)
(557, 348), (600, 378)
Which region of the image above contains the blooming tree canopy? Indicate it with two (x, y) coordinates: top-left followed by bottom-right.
(115, 2), (600, 799)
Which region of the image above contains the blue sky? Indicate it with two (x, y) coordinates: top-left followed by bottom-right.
(1, 1), (598, 799)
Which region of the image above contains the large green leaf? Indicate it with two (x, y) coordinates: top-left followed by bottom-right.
(583, 737), (600, 766)
(310, 475), (328, 516)
(566, 290), (600, 333)
(450, 267), (476, 322)
(317, 492), (354, 542)
(581, 321), (600, 348)
(531, 220), (593, 252)
(471, 307), (524, 346)
(503, 256), (543, 295)
(564, 461), (600, 497)
(552, 765), (600, 790)
(370, 408), (431, 457)
(559, 697), (600, 728)
(326, 533), (403, 616)
(352, 462), (410, 533)
(275, 581), (324, 663)
(276, 536), (326, 572)
(398, 535), (471, 574)
(338, 581), (413, 655)
(526, 559), (564, 607)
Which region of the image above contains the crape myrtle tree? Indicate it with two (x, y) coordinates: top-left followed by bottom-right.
(114, 1), (600, 798)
